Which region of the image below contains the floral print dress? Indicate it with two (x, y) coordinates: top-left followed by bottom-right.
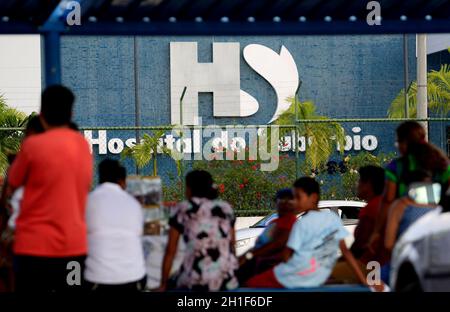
(169, 197), (239, 291)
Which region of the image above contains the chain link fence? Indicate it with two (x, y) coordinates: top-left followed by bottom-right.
(1, 118), (449, 216)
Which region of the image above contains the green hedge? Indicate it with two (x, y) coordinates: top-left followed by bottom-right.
(163, 151), (395, 217)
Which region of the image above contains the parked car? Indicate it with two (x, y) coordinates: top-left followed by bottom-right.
(235, 200), (366, 256)
(390, 207), (450, 292)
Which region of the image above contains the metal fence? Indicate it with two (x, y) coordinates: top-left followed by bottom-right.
(1, 117), (449, 216)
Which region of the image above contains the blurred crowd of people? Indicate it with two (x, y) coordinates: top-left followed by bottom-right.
(0, 85), (449, 292)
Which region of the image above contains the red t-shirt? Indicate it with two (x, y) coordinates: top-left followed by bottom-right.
(8, 128), (93, 257)
(274, 214), (297, 231)
(351, 196), (389, 265)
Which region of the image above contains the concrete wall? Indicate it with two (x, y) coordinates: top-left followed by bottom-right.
(0, 35), (41, 114)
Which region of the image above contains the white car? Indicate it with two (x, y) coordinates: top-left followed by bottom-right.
(390, 207), (450, 292)
(235, 200), (366, 256)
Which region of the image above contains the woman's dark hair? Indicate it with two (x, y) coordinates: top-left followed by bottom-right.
(396, 121), (426, 145)
(25, 115), (44, 136)
(7, 153), (16, 165)
(408, 142), (449, 173)
(185, 170), (218, 200)
(442, 188), (450, 213)
(404, 169), (432, 186)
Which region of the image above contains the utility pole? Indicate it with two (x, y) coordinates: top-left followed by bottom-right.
(403, 34), (409, 118)
(179, 86), (187, 195)
(133, 36), (141, 174)
(416, 34), (428, 140)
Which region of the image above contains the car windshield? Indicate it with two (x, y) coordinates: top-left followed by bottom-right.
(250, 208), (341, 228)
(251, 212), (279, 228)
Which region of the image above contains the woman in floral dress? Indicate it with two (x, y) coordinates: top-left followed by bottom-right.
(158, 170), (239, 291)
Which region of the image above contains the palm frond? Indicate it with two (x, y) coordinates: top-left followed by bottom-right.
(121, 127), (180, 176)
(427, 64), (450, 115)
(387, 82), (417, 118)
(388, 65), (450, 118)
(0, 95), (28, 176)
(275, 97), (345, 171)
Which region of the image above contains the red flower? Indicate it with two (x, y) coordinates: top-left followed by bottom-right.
(218, 184), (225, 193)
(252, 165), (258, 171)
(256, 192), (261, 199)
(239, 184), (245, 189)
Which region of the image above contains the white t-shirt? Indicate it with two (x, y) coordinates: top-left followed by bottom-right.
(85, 182), (146, 284)
(274, 210), (348, 288)
(8, 187), (23, 229)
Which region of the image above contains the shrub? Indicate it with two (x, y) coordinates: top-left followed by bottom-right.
(162, 151), (395, 216)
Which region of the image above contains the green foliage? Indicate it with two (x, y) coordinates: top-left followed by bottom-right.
(121, 129), (181, 176)
(323, 152), (395, 200)
(0, 95), (28, 176)
(192, 153), (295, 213)
(275, 97), (346, 170)
(162, 151), (395, 216)
(388, 64), (450, 117)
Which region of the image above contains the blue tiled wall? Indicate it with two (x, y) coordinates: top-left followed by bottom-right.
(60, 34), (448, 181)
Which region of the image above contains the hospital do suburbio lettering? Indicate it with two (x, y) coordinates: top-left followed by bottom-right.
(83, 126), (378, 155)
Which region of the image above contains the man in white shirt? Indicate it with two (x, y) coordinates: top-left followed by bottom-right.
(85, 159), (146, 292)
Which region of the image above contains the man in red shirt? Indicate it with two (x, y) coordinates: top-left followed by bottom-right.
(7, 85), (92, 292)
(331, 165), (386, 283)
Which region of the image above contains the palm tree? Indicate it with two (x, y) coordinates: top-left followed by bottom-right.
(122, 129), (181, 176)
(275, 97), (345, 171)
(0, 95), (27, 176)
(388, 64), (450, 117)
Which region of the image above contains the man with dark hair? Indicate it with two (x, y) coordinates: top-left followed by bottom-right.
(246, 177), (368, 289)
(7, 85), (92, 292)
(331, 165), (387, 284)
(98, 158), (127, 186)
(40, 85), (74, 127)
(293, 176), (321, 205)
(351, 165), (386, 262)
(85, 159), (146, 292)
